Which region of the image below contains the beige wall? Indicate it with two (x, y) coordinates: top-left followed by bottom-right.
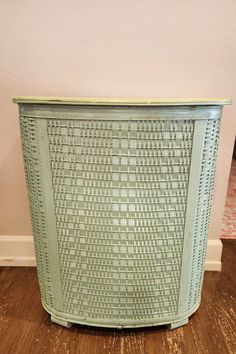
(0, 1), (236, 239)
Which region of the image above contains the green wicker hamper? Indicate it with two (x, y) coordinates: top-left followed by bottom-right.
(14, 97), (230, 329)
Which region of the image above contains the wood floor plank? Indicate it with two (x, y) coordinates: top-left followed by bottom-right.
(0, 240), (235, 354)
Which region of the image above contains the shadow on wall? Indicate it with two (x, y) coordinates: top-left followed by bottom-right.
(0, 127), (32, 236)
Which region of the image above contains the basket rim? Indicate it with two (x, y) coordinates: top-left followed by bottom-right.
(13, 96), (232, 106)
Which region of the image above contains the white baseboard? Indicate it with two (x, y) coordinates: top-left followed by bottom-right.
(0, 236), (222, 271)
(0, 236), (36, 266)
(205, 239), (222, 271)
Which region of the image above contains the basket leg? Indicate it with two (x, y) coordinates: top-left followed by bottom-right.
(167, 318), (188, 330)
(51, 315), (73, 328)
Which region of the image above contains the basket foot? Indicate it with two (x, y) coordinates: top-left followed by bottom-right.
(167, 318), (188, 330)
(51, 315), (73, 328)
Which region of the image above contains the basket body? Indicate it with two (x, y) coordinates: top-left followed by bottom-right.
(17, 100), (225, 328)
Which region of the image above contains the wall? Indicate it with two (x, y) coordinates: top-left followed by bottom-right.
(0, 1), (235, 266)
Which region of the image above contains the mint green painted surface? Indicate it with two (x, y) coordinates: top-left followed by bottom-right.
(15, 99), (228, 329)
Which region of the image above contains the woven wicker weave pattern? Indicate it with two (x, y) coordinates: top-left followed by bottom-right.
(19, 117), (54, 308)
(47, 119), (193, 321)
(187, 118), (220, 309)
(17, 101), (226, 329)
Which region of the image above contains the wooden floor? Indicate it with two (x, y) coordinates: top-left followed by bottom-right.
(0, 240), (235, 354)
